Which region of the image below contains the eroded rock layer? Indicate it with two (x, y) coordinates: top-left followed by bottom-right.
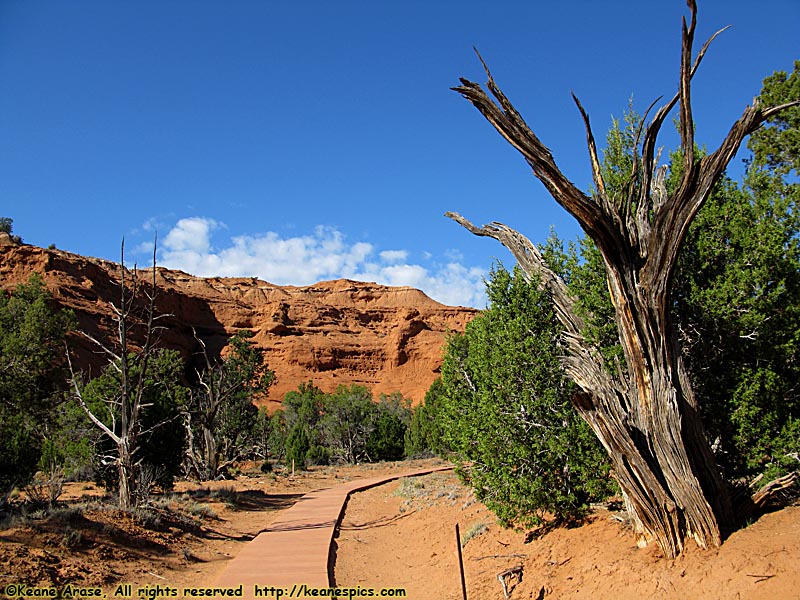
(0, 244), (478, 405)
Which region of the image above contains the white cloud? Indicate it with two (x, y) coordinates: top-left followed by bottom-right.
(156, 218), (487, 307)
(379, 249), (408, 264)
(134, 240), (155, 256)
(140, 217), (158, 232)
(444, 248), (464, 261)
(162, 217), (219, 253)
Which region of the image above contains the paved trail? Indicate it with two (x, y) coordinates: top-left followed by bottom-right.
(213, 466), (452, 599)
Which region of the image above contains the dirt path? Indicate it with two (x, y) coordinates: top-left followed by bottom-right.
(333, 471), (800, 600)
(332, 470), (481, 599)
(0, 459), (449, 591)
(3, 462), (799, 599)
(212, 464), (453, 597)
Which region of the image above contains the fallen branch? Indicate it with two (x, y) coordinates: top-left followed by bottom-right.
(747, 573), (776, 584)
(497, 565), (524, 600)
(750, 472), (798, 508)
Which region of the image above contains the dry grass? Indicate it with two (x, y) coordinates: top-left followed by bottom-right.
(393, 471), (473, 512)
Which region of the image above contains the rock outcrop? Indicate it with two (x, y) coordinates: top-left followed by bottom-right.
(0, 244), (478, 406)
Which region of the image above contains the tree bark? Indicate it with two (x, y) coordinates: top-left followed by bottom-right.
(188, 329), (226, 480)
(448, 0), (800, 558)
(118, 439), (134, 511)
(203, 423), (219, 480)
(68, 240), (162, 510)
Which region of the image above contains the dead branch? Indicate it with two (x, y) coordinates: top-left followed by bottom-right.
(445, 0), (800, 558)
(497, 565), (524, 600)
(473, 553), (528, 561)
(751, 472), (798, 509)
(747, 574), (776, 584)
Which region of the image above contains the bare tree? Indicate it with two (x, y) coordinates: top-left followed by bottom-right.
(68, 241), (164, 510)
(448, 1), (800, 558)
(184, 329), (274, 480)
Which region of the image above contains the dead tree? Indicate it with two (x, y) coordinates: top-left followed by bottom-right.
(68, 241), (162, 510)
(448, 0), (800, 558)
(184, 329), (274, 480)
(184, 329), (240, 480)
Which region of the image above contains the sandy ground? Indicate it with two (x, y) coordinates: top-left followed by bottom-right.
(333, 470), (800, 600)
(0, 460), (443, 592)
(2, 461), (799, 599)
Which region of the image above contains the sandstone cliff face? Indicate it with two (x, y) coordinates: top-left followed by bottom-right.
(0, 244), (478, 406)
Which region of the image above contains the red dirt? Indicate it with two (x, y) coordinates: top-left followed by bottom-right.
(3, 462), (799, 599)
(333, 470), (800, 600)
(0, 460), (443, 593)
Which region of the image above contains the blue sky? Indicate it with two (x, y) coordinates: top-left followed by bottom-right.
(1, 1), (797, 307)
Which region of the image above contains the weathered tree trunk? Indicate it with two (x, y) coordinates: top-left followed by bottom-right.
(448, 1), (799, 558)
(118, 439), (134, 511)
(69, 241), (160, 510)
(188, 329), (225, 481)
(203, 423), (219, 480)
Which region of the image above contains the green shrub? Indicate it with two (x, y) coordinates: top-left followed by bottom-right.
(366, 411), (406, 461)
(405, 378), (449, 457)
(82, 349), (188, 494)
(285, 424), (310, 470)
(437, 265), (615, 526)
(0, 276), (73, 501)
(0, 412), (41, 497)
(305, 444), (330, 466)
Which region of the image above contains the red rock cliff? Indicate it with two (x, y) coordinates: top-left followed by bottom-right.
(0, 244), (478, 406)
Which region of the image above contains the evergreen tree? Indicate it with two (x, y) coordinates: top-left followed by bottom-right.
(0, 275), (73, 501)
(404, 378), (450, 457)
(186, 330), (275, 479)
(40, 400), (96, 482)
(438, 265), (614, 526)
(673, 61), (800, 481)
(366, 393), (411, 462)
(285, 423), (311, 470)
(366, 411), (406, 461)
(282, 381), (325, 431)
(0, 217), (22, 244)
(281, 382), (326, 469)
(267, 409), (288, 463)
(320, 384), (377, 464)
(81, 349), (188, 493)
